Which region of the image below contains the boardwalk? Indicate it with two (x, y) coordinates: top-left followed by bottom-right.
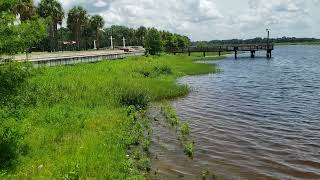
(170, 44), (274, 58)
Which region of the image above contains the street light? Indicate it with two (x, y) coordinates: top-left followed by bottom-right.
(95, 28), (105, 50)
(266, 29), (270, 48)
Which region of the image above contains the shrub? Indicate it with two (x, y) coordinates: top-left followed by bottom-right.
(161, 103), (179, 127)
(119, 89), (150, 109)
(184, 142), (194, 158)
(153, 65), (172, 76)
(0, 62), (33, 104)
(0, 124), (21, 169)
(180, 123), (190, 137)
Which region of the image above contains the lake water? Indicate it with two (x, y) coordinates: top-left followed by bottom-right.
(156, 46), (320, 179)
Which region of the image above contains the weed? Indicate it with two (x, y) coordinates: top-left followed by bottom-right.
(180, 122), (190, 137)
(160, 103), (179, 127)
(184, 141), (194, 158)
(119, 88), (150, 109)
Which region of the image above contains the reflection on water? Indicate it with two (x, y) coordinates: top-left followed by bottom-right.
(151, 46), (320, 180)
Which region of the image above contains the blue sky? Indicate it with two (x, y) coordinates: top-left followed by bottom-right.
(35, 0), (320, 40)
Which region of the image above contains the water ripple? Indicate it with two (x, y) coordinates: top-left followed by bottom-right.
(173, 46), (320, 179)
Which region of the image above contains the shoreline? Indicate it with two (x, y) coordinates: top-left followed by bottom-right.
(1, 54), (224, 179)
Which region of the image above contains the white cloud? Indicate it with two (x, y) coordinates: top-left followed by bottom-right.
(34, 0), (320, 40)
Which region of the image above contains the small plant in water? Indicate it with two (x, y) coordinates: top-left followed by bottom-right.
(184, 141), (194, 158)
(180, 123), (190, 137)
(161, 103), (179, 127)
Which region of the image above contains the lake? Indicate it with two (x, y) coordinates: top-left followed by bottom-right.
(152, 46), (320, 179)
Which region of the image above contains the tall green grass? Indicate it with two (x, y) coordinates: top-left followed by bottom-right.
(0, 54), (221, 179)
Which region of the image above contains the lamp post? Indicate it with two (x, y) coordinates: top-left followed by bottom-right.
(266, 29), (271, 58)
(266, 29), (270, 48)
(93, 28), (105, 50)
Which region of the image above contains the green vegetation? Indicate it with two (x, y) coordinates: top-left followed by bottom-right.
(0, 54), (221, 178)
(184, 142), (194, 158)
(160, 103), (195, 158)
(180, 123), (190, 137)
(0, 0), (47, 57)
(161, 103), (180, 127)
(67, 6), (89, 51)
(38, 0), (64, 52)
(193, 37), (320, 47)
(274, 41), (320, 46)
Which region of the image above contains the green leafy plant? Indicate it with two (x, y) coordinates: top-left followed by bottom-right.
(180, 123), (190, 137)
(184, 142), (194, 158)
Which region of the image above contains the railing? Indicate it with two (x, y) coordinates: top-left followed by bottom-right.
(170, 44), (274, 53)
(30, 51), (145, 67)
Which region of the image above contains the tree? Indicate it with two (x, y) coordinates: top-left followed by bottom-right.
(38, 0), (64, 52)
(13, 0), (36, 22)
(0, 0), (47, 56)
(0, 0), (46, 169)
(67, 6), (88, 50)
(90, 15), (105, 50)
(145, 28), (162, 55)
(136, 26), (147, 46)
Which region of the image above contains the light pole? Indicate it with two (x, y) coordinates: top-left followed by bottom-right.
(266, 29), (271, 58)
(266, 29), (270, 48)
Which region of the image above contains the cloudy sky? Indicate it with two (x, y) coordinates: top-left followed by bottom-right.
(36, 0), (320, 40)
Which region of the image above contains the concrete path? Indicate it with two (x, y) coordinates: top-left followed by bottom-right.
(11, 49), (127, 61)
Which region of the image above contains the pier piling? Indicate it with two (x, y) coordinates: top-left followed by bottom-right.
(251, 50), (255, 58)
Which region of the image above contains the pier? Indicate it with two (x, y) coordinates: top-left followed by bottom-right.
(170, 44), (274, 59)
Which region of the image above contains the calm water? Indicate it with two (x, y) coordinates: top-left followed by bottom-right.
(166, 46), (320, 179)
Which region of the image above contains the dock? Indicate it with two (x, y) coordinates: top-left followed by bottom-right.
(170, 44), (274, 59)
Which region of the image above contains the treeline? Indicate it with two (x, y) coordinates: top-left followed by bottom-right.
(193, 37), (320, 47)
(49, 25), (191, 54)
(0, 0), (190, 56)
(10, 0), (192, 54)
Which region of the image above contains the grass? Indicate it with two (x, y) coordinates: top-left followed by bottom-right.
(160, 103), (194, 158)
(0, 53), (221, 179)
(160, 103), (180, 127)
(184, 142), (194, 158)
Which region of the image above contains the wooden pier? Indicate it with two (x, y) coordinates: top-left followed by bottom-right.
(170, 44), (274, 59)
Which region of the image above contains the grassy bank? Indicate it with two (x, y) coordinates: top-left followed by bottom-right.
(275, 41), (320, 46)
(0, 54), (222, 179)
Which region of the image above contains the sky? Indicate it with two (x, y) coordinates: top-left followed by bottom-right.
(35, 0), (320, 41)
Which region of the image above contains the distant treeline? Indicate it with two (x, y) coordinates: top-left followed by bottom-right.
(3, 0), (191, 54)
(42, 25), (191, 53)
(193, 37), (320, 47)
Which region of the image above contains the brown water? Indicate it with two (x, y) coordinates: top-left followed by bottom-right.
(150, 46), (320, 180)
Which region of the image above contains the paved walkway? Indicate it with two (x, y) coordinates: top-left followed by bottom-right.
(12, 49), (128, 61)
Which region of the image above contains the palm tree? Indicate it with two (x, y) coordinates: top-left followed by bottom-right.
(90, 15), (105, 50)
(14, 0), (35, 21)
(67, 6), (88, 51)
(38, 0), (64, 52)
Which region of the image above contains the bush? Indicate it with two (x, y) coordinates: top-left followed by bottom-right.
(0, 62), (33, 104)
(153, 65), (172, 76)
(135, 65), (172, 78)
(119, 88), (150, 109)
(180, 123), (190, 137)
(0, 124), (21, 169)
(184, 142), (194, 158)
(161, 103), (179, 127)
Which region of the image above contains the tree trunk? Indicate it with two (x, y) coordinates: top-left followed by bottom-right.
(96, 30), (99, 50)
(77, 26), (81, 51)
(49, 25), (53, 52)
